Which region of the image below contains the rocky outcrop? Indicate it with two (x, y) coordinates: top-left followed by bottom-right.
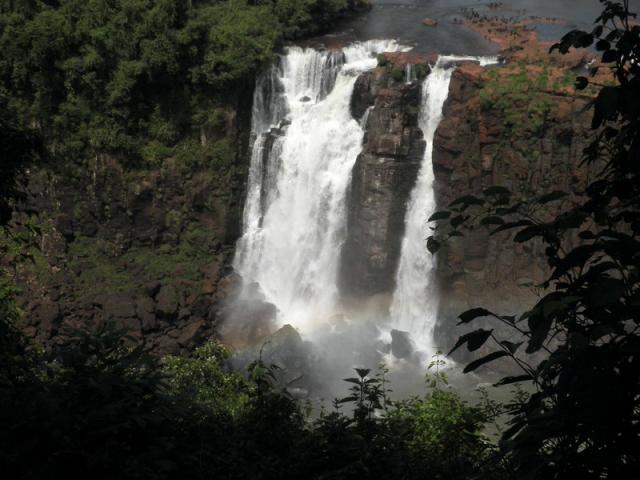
(12, 147), (250, 354)
(340, 57), (427, 300)
(432, 62), (593, 361)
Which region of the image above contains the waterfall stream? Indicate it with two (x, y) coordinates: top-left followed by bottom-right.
(236, 41), (498, 358)
(389, 55), (499, 357)
(234, 40), (407, 334)
(388, 61), (454, 355)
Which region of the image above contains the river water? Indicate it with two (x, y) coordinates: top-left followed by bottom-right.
(305, 0), (606, 53)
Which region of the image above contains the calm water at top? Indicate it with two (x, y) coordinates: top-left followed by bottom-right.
(306, 0), (633, 54)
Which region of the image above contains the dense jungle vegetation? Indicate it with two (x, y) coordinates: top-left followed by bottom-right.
(0, 0), (366, 167)
(0, 325), (508, 479)
(1, 0), (639, 479)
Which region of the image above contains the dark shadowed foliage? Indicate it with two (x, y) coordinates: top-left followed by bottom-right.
(0, 121), (44, 225)
(0, 326), (506, 479)
(428, 1), (640, 478)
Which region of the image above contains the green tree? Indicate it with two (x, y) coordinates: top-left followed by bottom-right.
(0, 0), (358, 166)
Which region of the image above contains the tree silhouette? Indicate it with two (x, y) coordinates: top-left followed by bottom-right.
(429, 1), (640, 478)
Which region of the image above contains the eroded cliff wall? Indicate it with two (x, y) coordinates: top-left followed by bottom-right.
(9, 102), (252, 355)
(340, 54), (427, 301)
(11, 50), (595, 360)
(432, 62), (593, 351)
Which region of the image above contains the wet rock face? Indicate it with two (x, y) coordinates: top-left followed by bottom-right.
(431, 63), (592, 365)
(390, 329), (414, 359)
(340, 66), (426, 300)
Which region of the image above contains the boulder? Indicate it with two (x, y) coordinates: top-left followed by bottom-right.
(99, 292), (137, 319)
(422, 18), (438, 27)
(177, 319), (205, 347)
(390, 329), (414, 359)
(219, 294), (278, 349)
(156, 284), (179, 319)
(135, 296), (157, 332)
(350, 73), (375, 120)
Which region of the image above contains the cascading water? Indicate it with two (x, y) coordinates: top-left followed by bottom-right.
(389, 55), (499, 357)
(405, 64), (415, 84)
(235, 40), (408, 334)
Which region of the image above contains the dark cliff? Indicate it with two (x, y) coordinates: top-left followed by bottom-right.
(9, 100), (252, 356)
(432, 62), (593, 356)
(9, 52), (595, 358)
(340, 54), (427, 301)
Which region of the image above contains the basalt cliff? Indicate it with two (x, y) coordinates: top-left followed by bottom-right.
(10, 45), (594, 357)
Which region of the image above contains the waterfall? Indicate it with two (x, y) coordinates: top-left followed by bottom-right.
(389, 55), (499, 356)
(235, 40), (408, 334)
(405, 64), (414, 84)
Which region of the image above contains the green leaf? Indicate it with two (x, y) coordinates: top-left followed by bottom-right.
(501, 418), (526, 440)
(494, 375), (533, 386)
(550, 244), (598, 280)
(537, 190), (568, 204)
(575, 76), (589, 90)
(338, 396), (359, 404)
(500, 340), (523, 354)
(602, 49), (617, 63)
(491, 220), (533, 235)
(463, 351), (510, 373)
(449, 195), (485, 210)
(514, 226), (543, 243)
(482, 186), (511, 196)
(480, 216), (505, 226)
(526, 310), (553, 353)
(589, 278), (626, 306)
(448, 328), (493, 355)
(428, 210), (451, 222)
(427, 237), (441, 254)
(450, 215), (466, 228)
(458, 307), (494, 324)
(343, 378), (361, 385)
(495, 202), (523, 215)
(578, 230), (596, 240)
(595, 86), (619, 121)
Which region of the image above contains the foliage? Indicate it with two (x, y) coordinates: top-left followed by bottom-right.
(391, 68), (405, 82)
(162, 341), (250, 418)
(0, 0), (358, 168)
(59, 227), (218, 298)
(0, 318), (505, 479)
(0, 121), (44, 224)
(274, 0), (351, 39)
(0, 324), (181, 479)
(429, 1), (640, 478)
(479, 64), (558, 138)
(307, 359), (503, 480)
(386, 361), (496, 480)
(339, 367), (386, 424)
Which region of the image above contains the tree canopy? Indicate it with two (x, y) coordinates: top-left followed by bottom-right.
(0, 0), (357, 166)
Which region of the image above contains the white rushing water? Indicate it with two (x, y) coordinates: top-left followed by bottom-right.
(235, 40), (408, 334)
(389, 55), (499, 357)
